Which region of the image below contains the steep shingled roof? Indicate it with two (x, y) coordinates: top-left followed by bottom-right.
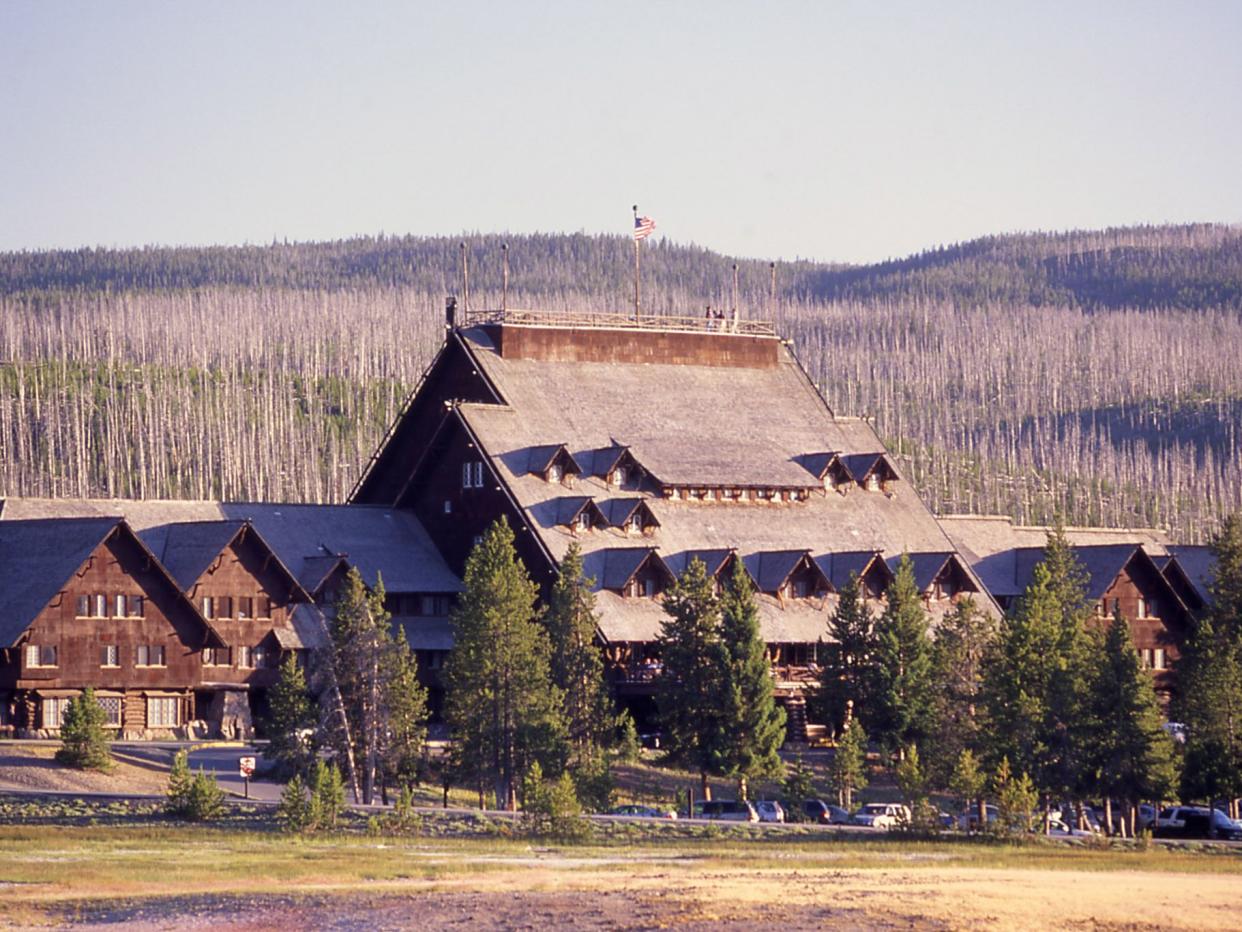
(0, 499), (461, 595)
(156, 521), (250, 591)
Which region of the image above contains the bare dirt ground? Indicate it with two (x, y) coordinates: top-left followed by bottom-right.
(0, 746), (169, 795)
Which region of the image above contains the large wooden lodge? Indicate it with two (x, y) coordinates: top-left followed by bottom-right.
(0, 308), (1217, 737)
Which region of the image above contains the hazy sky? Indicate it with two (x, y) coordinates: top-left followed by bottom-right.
(3, 1), (1240, 263)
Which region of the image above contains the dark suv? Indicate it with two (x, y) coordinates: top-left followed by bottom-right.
(1154, 806), (1242, 840)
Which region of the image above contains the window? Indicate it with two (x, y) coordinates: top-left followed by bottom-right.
(136, 644), (166, 667)
(462, 462), (473, 488)
(114, 594), (126, 617)
(548, 464), (562, 483)
(420, 595), (450, 616)
(1147, 598), (1160, 619)
(443, 500), (453, 514)
(474, 461), (484, 487)
(612, 466), (627, 487)
(627, 513), (643, 533)
(100, 644), (119, 668)
(147, 697), (179, 728)
(201, 596), (214, 618)
(96, 696), (122, 728)
(94, 593), (107, 618)
(42, 697), (71, 729)
(577, 511), (592, 531)
(865, 474), (881, 492)
(203, 647), (230, 666)
(76, 595), (91, 617)
(257, 597), (272, 618)
(238, 646), (253, 669)
(26, 645), (57, 668)
(252, 646), (268, 669)
(1153, 648), (1167, 670)
(238, 596), (252, 620)
(217, 596), (233, 619)
(126, 595), (145, 618)
(643, 578), (656, 598)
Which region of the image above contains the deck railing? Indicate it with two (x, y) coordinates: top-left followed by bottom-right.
(460, 307), (777, 337)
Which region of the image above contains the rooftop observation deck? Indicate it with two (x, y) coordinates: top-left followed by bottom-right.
(459, 307), (777, 337)
(458, 308), (781, 367)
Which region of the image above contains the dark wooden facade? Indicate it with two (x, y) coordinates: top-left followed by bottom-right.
(0, 524), (216, 737)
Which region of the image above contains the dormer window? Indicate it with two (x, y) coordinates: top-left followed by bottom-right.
(627, 513), (643, 533)
(865, 474), (881, 492)
(577, 511), (592, 532)
(612, 466), (628, 488)
(548, 464), (562, 484)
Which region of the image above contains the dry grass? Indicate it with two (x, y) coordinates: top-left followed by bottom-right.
(2, 824), (1241, 929)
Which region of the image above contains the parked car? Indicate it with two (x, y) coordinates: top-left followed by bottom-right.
(608, 804), (677, 820)
(698, 799), (760, 822)
(753, 800), (785, 823)
(1045, 814), (1096, 837)
(1153, 806), (1242, 840)
(851, 803), (911, 829)
(958, 804), (999, 832)
(783, 799), (848, 824)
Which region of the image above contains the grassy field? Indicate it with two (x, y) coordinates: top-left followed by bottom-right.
(3, 821), (1242, 929)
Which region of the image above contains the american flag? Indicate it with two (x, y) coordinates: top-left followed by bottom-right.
(633, 215), (656, 241)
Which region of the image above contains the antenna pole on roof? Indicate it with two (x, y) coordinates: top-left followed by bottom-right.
(460, 241), (470, 319)
(501, 242), (509, 312)
(731, 262), (739, 332)
(632, 204), (641, 320)
(769, 262), (776, 315)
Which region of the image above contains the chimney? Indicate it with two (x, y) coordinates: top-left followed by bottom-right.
(445, 296), (458, 330)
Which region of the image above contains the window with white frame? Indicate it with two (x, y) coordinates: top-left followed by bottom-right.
(114, 594), (126, 617)
(96, 695), (122, 728)
(147, 697), (179, 728)
(547, 463), (562, 483)
(1153, 648), (1167, 670)
(76, 595), (91, 617)
(136, 644), (166, 667)
(25, 644), (57, 667)
(252, 646), (268, 669)
(42, 696), (71, 729)
(201, 596), (214, 618)
(238, 596), (253, 619)
(238, 646), (253, 668)
(126, 594), (145, 618)
(94, 593), (107, 618)
(577, 510), (592, 531)
(474, 461), (484, 487)
(100, 644), (119, 667)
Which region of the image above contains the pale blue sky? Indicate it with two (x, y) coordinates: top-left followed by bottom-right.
(2, 1), (1239, 263)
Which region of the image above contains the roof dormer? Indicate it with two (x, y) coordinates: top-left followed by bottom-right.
(600, 498), (660, 535)
(594, 547), (675, 599)
(527, 444), (582, 485)
(818, 551), (893, 600)
(796, 452), (855, 492)
(589, 445), (644, 490)
(743, 550), (831, 601)
(838, 452), (899, 493)
(554, 496), (607, 533)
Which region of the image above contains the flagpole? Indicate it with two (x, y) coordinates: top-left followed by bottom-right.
(632, 204), (641, 320)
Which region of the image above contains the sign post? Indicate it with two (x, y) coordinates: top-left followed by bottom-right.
(239, 756), (256, 799)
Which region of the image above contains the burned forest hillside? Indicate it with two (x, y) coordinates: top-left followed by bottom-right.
(1, 223), (1239, 542)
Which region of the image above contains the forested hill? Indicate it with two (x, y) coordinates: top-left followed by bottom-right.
(3, 223), (1240, 312)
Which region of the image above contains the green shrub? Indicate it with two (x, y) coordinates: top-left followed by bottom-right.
(55, 689), (112, 772)
(277, 774), (314, 832)
(311, 761), (345, 830)
(166, 751), (224, 821)
(522, 762), (590, 841)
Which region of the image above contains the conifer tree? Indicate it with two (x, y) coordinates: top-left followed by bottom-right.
(545, 543), (613, 759)
(445, 518), (567, 810)
(656, 557), (727, 798)
(266, 654), (314, 776)
(948, 749), (987, 828)
(55, 688), (112, 771)
(1086, 611), (1178, 833)
(867, 555), (935, 755)
(812, 575), (874, 734)
(717, 559), (786, 799)
(329, 568), (428, 804)
(926, 596), (995, 781)
(830, 718), (868, 810)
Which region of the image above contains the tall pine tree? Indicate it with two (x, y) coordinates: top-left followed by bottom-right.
(812, 575), (874, 735)
(445, 518), (567, 811)
(717, 559), (786, 799)
(867, 555), (935, 757)
(927, 597), (995, 782)
(656, 557), (727, 798)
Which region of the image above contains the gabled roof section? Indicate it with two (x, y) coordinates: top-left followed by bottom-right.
(888, 552), (955, 593)
(155, 520), (249, 591)
(1167, 545), (1215, 608)
(673, 548), (738, 579)
(586, 444), (641, 481)
(839, 452), (898, 485)
(297, 553), (350, 596)
(817, 550), (889, 592)
(795, 452), (853, 485)
(743, 550), (826, 595)
(524, 443), (582, 479)
(0, 517), (125, 646)
(0, 517), (225, 648)
(553, 496), (606, 529)
(585, 547), (673, 592)
(598, 498), (660, 530)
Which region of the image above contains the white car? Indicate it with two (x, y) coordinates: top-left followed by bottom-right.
(753, 800), (785, 823)
(851, 803), (911, 829)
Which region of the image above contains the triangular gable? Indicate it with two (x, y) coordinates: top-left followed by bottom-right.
(817, 551), (889, 594)
(598, 498), (660, 531)
(676, 548), (738, 580)
(525, 443), (583, 480)
(839, 452), (899, 488)
(0, 517), (225, 648)
(554, 496), (606, 530)
(157, 520), (312, 603)
(1166, 545), (1215, 609)
(743, 550), (828, 596)
(297, 553), (350, 597)
(588, 547), (674, 593)
(586, 445), (644, 485)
